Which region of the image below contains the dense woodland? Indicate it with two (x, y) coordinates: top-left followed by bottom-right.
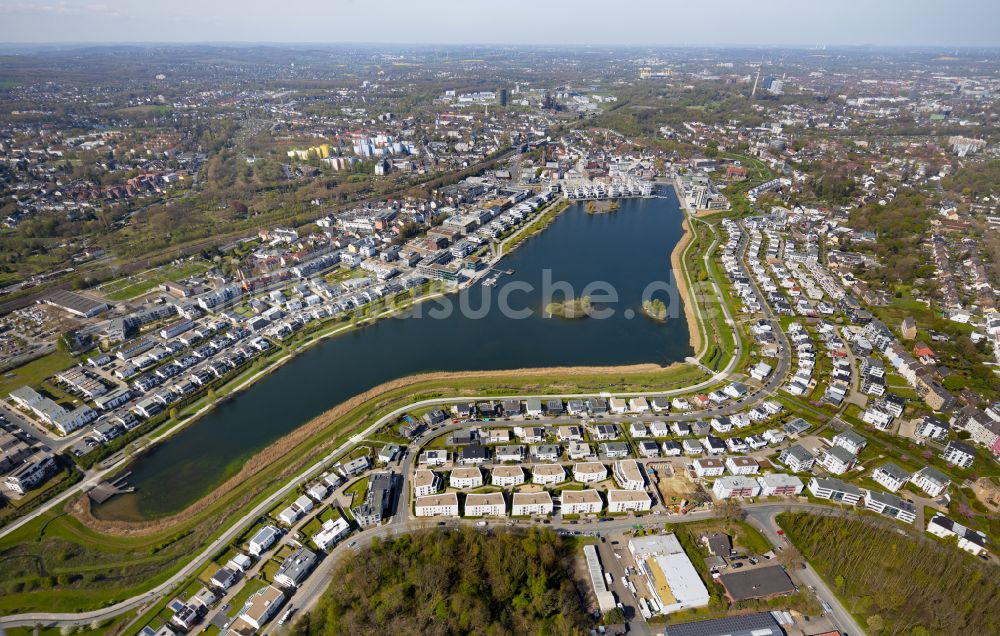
(848, 192), (933, 286)
(779, 512), (1000, 636)
(941, 159), (1000, 198)
(292, 528), (589, 636)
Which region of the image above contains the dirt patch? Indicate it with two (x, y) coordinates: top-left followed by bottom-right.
(70, 362), (674, 536)
(971, 477), (1000, 513)
(648, 462), (706, 506)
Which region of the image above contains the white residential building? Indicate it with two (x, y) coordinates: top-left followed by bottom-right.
(725, 456), (760, 476)
(911, 466), (951, 498)
(607, 489), (652, 513)
(756, 473), (804, 497)
(248, 525), (280, 557)
(449, 467), (483, 489)
(419, 450), (449, 467)
(808, 477), (862, 506)
(415, 492), (460, 518)
(871, 463), (910, 493)
(693, 458), (725, 478)
(532, 463), (566, 486)
(926, 514), (989, 557)
(649, 421), (670, 437)
(312, 517), (351, 550)
(568, 441), (593, 460)
(613, 459), (646, 491)
(712, 475), (761, 499)
(574, 462), (608, 483)
(941, 440), (975, 468)
(491, 465), (526, 488)
(861, 489), (916, 524)
(464, 492), (506, 517)
(819, 446), (857, 475)
(779, 444), (814, 472)
(833, 430), (867, 455)
(511, 491), (554, 516)
(560, 489), (603, 515)
(629, 397), (650, 413)
(412, 469), (442, 497)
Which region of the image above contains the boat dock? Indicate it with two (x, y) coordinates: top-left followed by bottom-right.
(88, 472), (135, 503)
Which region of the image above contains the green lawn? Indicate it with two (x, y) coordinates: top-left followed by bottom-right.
(345, 478), (368, 508)
(325, 266), (369, 284)
(102, 261), (211, 301)
(0, 350), (78, 397)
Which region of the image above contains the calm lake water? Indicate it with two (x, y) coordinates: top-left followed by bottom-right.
(94, 193), (691, 520)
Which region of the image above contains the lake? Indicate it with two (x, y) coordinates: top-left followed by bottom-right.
(94, 192), (692, 520)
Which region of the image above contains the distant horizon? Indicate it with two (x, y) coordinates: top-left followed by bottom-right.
(0, 0), (997, 48)
(1, 41), (999, 51)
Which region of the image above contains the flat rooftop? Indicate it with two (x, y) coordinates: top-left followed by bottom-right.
(465, 492), (505, 505)
(512, 491), (552, 505)
(561, 489), (602, 505)
(415, 493), (458, 507)
(43, 289), (108, 316)
(616, 459), (645, 482)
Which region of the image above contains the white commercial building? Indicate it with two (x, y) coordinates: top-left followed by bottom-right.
(628, 534), (710, 614)
(583, 545), (617, 614)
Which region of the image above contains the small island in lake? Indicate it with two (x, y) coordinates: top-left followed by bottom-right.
(545, 295), (593, 319)
(585, 199), (620, 214)
(642, 298), (668, 322)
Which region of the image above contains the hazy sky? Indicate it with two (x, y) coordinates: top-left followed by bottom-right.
(0, 0), (997, 47)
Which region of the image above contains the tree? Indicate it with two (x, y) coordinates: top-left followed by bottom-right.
(601, 608), (625, 625)
(867, 614), (885, 633)
(777, 544), (804, 572)
(717, 498), (745, 522)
